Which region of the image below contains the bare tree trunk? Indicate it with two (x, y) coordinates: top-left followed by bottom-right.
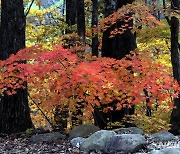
(0, 0), (33, 134)
(92, 0), (99, 56)
(102, 0), (136, 59)
(66, 0), (76, 33)
(169, 0), (180, 135)
(76, 0), (86, 44)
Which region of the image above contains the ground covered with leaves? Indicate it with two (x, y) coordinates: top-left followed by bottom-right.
(1, 131), (180, 154)
(0, 135), (80, 154)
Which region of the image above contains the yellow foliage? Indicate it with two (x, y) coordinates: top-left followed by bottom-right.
(137, 20), (171, 67)
(26, 5), (67, 49)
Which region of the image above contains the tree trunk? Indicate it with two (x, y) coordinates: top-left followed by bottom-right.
(169, 0), (180, 135)
(93, 0), (136, 129)
(170, 20), (180, 136)
(76, 0), (86, 44)
(0, 0), (33, 134)
(92, 0), (99, 56)
(66, 0), (76, 33)
(102, 0), (136, 59)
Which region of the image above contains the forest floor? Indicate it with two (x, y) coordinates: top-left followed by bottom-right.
(0, 132), (180, 153)
(0, 135), (80, 154)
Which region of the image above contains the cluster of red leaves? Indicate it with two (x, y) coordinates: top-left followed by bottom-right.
(0, 45), (178, 112)
(99, 3), (163, 37)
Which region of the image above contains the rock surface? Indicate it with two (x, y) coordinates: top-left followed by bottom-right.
(150, 147), (180, 154)
(80, 130), (116, 152)
(30, 132), (66, 143)
(69, 124), (100, 139)
(106, 134), (146, 153)
(70, 137), (86, 148)
(151, 131), (175, 142)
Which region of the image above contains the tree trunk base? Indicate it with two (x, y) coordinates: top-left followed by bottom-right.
(0, 89), (33, 134)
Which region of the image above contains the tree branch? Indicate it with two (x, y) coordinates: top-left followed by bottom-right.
(28, 93), (56, 130)
(165, 16), (171, 26)
(25, 0), (35, 17)
(163, 0), (171, 26)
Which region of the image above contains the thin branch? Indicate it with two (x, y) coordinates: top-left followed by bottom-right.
(163, 0), (171, 26)
(28, 93), (56, 130)
(25, 0), (35, 17)
(165, 16), (171, 26)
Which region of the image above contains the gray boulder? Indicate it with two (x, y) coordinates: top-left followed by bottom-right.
(30, 132), (66, 143)
(80, 130), (116, 152)
(113, 127), (144, 135)
(151, 131), (175, 142)
(150, 147), (180, 154)
(106, 134), (147, 153)
(69, 124), (100, 139)
(70, 137), (86, 148)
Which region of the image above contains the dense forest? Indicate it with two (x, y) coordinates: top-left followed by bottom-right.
(0, 0), (179, 137)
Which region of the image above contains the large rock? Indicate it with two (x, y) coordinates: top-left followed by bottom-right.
(150, 147), (180, 154)
(70, 137), (86, 148)
(113, 127), (144, 135)
(106, 134), (147, 153)
(80, 130), (116, 152)
(69, 124), (100, 139)
(151, 131), (175, 142)
(30, 132), (66, 143)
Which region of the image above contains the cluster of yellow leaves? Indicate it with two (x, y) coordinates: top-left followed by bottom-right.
(137, 20), (171, 67)
(26, 5), (67, 49)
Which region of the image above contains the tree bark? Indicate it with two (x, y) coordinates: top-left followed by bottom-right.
(169, 0), (180, 135)
(66, 0), (76, 33)
(102, 0), (136, 59)
(92, 0), (99, 56)
(76, 0), (86, 44)
(0, 0), (33, 134)
(169, 18), (180, 136)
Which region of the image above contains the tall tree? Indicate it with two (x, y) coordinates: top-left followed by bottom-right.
(66, 0), (76, 33)
(94, 0), (136, 129)
(0, 0), (33, 134)
(102, 0), (136, 59)
(92, 0), (99, 56)
(76, 0), (86, 44)
(169, 0), (180, 135)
